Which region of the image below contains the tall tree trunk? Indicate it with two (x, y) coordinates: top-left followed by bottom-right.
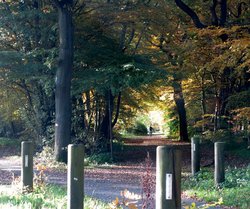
(219, 0), (227, 26)
(172, 79), (189, 142)
(200, 73), (207, 132)
(54, 1), (73, 163)
(84, 91), (91, 127)
(214, 91), (221, 131)
(210, 0), (219, 26)
(99, 90), (114, 150)
(112, 91), (121, 128)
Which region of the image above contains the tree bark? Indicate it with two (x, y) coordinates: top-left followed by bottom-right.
(214, 91), (221, 131)
(172, 80), (189, 142)
(54, 1), (73, 163)
(112, 91), (121, 128)
(99, 90), (114, 149)
(210, 0), (219, 26)
(200, 73), (207, 132)
(219, 0), (227, 26)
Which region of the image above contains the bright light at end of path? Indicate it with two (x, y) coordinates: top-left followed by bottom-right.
(149, 110), (164, 132)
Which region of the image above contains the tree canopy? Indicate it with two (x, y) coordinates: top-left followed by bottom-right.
(0, 0), (249, 159)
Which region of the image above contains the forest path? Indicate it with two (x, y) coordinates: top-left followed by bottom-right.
(0, 157), (224, 209)
(0, 139), (227, 209)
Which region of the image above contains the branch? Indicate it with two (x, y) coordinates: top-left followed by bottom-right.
(132, 24), (148, 55)
(119, 23), (127, 52)
(126, 28), (135, 47)
(175, 0), (206, 28)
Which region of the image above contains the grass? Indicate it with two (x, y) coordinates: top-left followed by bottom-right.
(0, 137), (20, 147)
(182, 166), (250, 209)
(0, 184), (111, 209)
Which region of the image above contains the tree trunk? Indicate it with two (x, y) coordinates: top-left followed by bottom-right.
(172, 80), (189, 142)
(54, 2), (73, 163)
(84, 91), (91, 127)
(214, 91), (221, 131)
(200, 74), (207, 132)
(112, 91), (121, 128)
(99, 90), (114, 150)
(219, 0), (227, 26)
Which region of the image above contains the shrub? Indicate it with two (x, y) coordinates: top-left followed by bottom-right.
(126, 122), (148, 136)
(85, 152), (113, 165)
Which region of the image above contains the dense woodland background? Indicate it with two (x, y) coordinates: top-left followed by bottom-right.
(0, 0), (249, 162)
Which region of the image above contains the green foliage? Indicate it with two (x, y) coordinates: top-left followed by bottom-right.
(133, 122), (148, 135)
(0, 1), (57, 145)
(183, 167), (250, 208)
(163, 109), (179, 137)
(35, 146), (66, 171)
(0, 0), (249, 153)
(126, 121), (148, 136)
(231, 147), (250, 159)
(0, 184), (110, 209)
(226, 90), (250, 111)
(0, 137), (20, 147)
(85, 152), (113, 165)
(112, 140), (124, 152)
(202, 129), (236, 142)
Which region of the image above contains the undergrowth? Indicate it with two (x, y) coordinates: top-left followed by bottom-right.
(0, 137), (20, 147)
(182, 166), (250, 208)
(35, 146), (67, 171)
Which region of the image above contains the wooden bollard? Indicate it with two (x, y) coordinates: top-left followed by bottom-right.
(214, 142), (225, 185)
(191, 136), (200, 175)
(156, 146), (182, 209)
(67, 144), (84, 209)
(21, 141), (34, 192)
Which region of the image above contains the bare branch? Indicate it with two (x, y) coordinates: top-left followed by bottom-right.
(175, 0), (206, 28)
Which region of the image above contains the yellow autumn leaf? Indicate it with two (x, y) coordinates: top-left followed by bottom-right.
(218, 197), (223, 204)
(36, 164), (47, 171)
(191, 202), (196, 208)
(112, 197), (119, 206)
(128, 203), (138, 209)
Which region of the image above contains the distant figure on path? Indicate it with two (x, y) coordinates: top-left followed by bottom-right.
(149, 126), (154, 136)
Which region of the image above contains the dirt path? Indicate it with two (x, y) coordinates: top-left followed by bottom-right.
(0, 155), (224, 209)
(1, 137), (246, 208)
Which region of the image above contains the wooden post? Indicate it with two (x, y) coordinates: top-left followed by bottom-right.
(21, 141), (33, 192)
(191, 136), (200, 175)
(67, 144), (84, 209)
(156, 146), (182, 209)
(214, 142), (225, 185)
